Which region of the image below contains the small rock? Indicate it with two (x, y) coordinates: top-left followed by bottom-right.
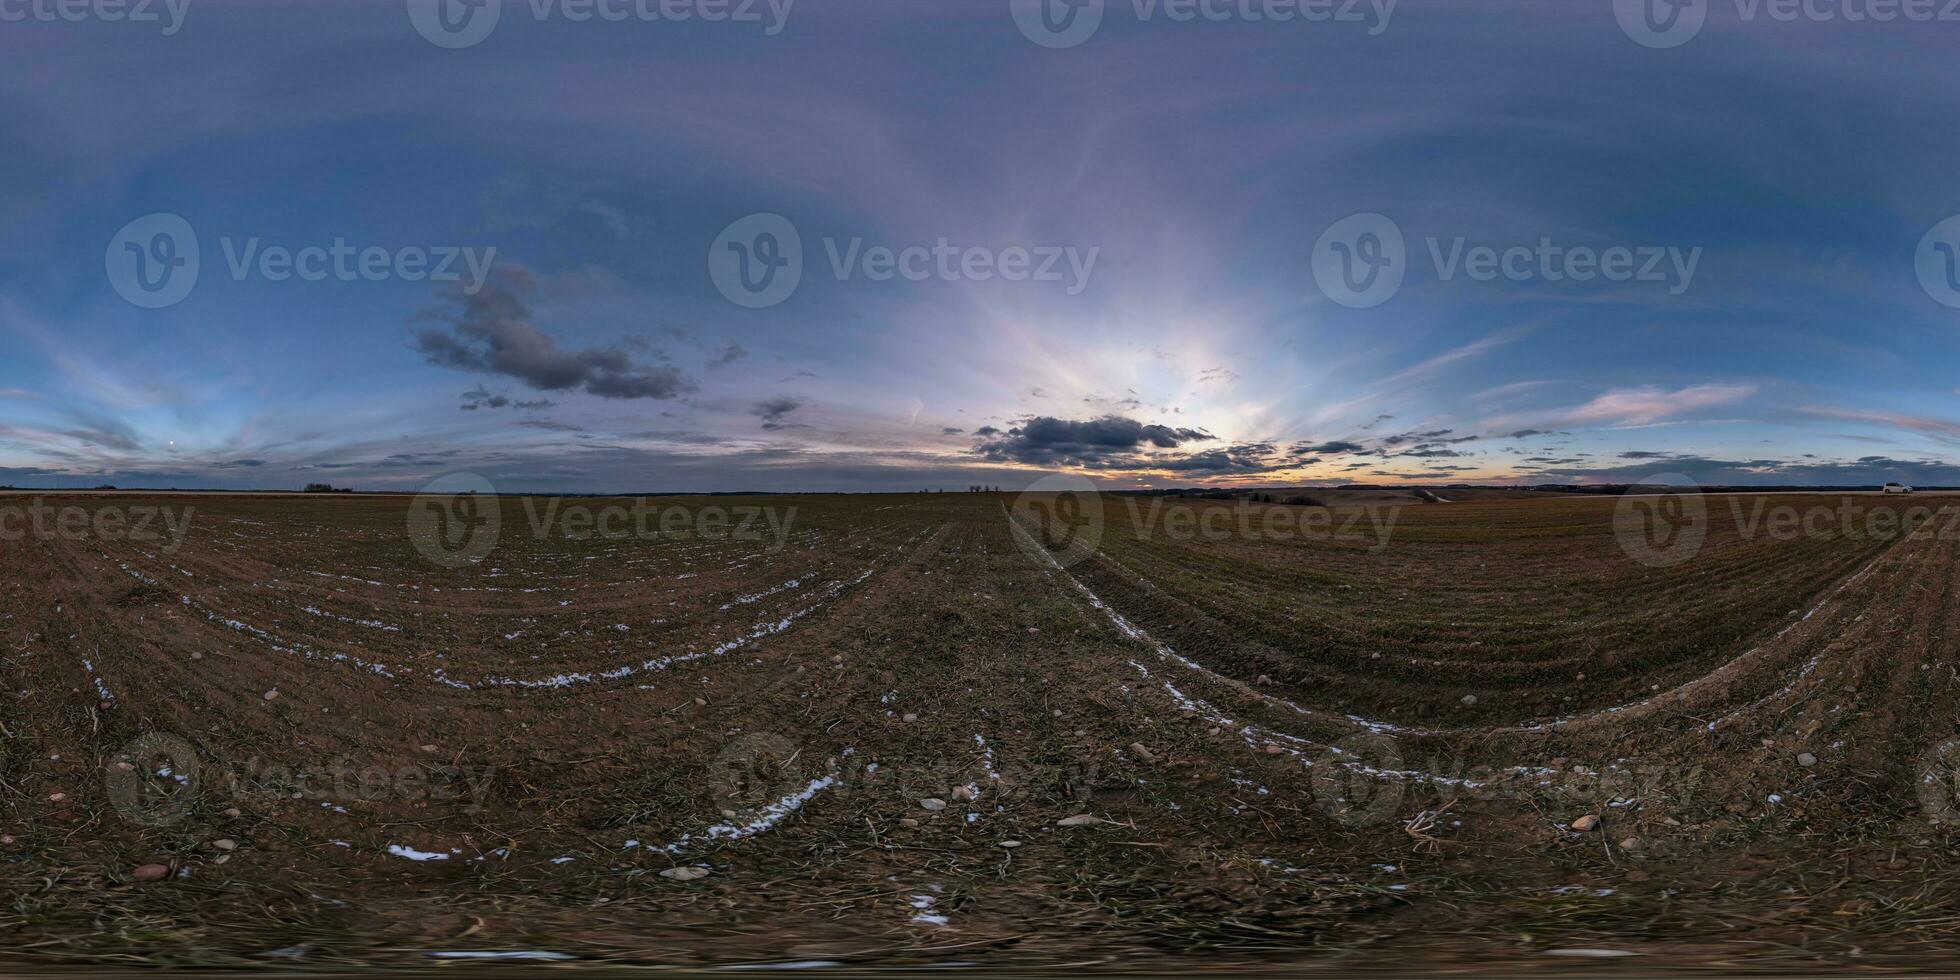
(115, 761), (134, 772)
(898, 818), (920, 829)
(1057, 814), (1103, 827)
(692, 697), (706, 706)
(132, 863), (170, 882)
(998, 840), (1022, 849)
(902, 713), (918, 723)
(1460, 694), (1478, 706)
(1618, 836), (1641, 850)
(1797, 752), (1817, 767)
(951, 786), (976, 802)
(1263, 744), (1285, 755)
(419, 744), (438, 754)
(213, 839), (237, 851)
(47, 792), (65, 802)
(1570, 814), (1600, 832)
(1128, 742), (1156, 763)
(658, 866), (710, 881)
(262, 689), (279, 701)
(1207, 727), (1221, 737)
(0, 835), (13, 844)
(190, 652), (203, 660)
(721, 809), (738, 819)
(223, 808), (242, 818)
(919, 798), (946, 812)
(1255, 674), (1272, 686)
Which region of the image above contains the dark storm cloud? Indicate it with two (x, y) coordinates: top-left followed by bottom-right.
(461, 386), (558, 411)
(1380, 428), (1460, 447)
(753, 397), (804, 431)
(973, 415), (1214, 467)
(416, 263), (693, 401)
(1147, 443), (1295, 476)
(1294, 440), (1367, 456)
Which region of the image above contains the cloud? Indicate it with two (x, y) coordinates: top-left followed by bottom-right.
(460, 386), (557, 411)
(216, 459), (267, 468)
(416, 263), (693, 401)
(516, 419), (584, 432)
(1490, 384), (1757, 432)
(1294, 440), (1366, 455)
(753, 397), (804, 430)
(1801, 406), (1960, 445)
(56, 412), (141, 451)
(973, 415), (1215, 467)
(942, 427), (965, 435)
(708, 343), (748, 368)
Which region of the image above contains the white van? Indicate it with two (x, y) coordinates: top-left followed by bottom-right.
(1882, 482), (1914, 494)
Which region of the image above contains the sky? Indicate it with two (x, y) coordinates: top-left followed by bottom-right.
(3, 0), (1960, 492)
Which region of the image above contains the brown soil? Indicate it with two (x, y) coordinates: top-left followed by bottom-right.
(4, 492), (1960, 973)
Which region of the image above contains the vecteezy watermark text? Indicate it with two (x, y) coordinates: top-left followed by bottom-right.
(1614, 476), (1960, 567)
(1313, 213), (1702, 309)
(407, 0), (794, 49)
(1010, 0), (1395, 49)
(0, 500), (195, 554)
(0, 0), (189, 33)
(406, 473), (800, 568)
(1617, 0), (1960, 49)
(709, 212), (1098, 308)
(106, 732), (494, 827)
(1124, 497), (1399, 551)
(105, 212), (496, 309)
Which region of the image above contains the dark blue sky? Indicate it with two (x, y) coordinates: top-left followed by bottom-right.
(3, 0), (1959, 491)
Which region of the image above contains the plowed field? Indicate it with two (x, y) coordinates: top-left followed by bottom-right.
(6, 491), (1960, 971)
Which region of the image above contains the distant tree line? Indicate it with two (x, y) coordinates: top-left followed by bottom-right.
(303, 483), (353, 494)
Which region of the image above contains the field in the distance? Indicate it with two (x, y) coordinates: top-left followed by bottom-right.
(4, 490), (1960, 970)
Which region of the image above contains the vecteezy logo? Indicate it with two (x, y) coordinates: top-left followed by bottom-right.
(712, 732), (807, 817)
(1010, 0), (1104, 49)
(407, 472), (502, 569)
(106, 213), (200, 309)
(1612, 474), (1708, 568)
(1917, 737), (1960, 827)
(1614, 0), (1707, 49)
(1311, 213), (1404, 309)
(709, 212), (803, 308)
(1914, 215), (1960, 310)
(1310, 733), (1405, 828)
(406, 0), (503, 49)
(105, 732), (202, 828)
(1008, 472), (1105, 571)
